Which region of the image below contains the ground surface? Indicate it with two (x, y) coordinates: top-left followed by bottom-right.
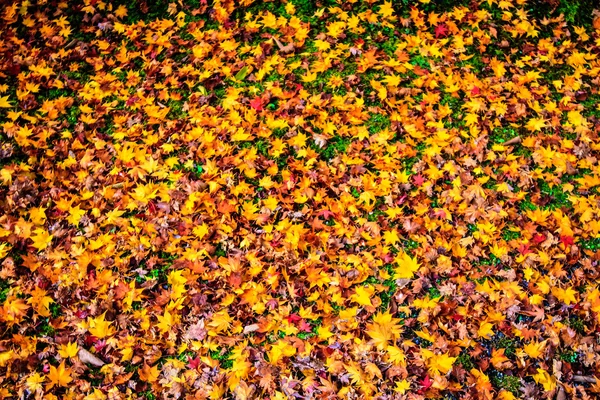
(1, 0), (600, 398)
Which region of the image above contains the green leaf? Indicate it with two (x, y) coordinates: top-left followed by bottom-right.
(235, 66), (250, 81)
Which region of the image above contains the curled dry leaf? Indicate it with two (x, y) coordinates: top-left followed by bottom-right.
(78, 348), (105, 368)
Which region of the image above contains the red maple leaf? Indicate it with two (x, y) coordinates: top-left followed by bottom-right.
(533, 233), (546, 245)
(287, 314), (301, 324)
(250, 97), (263, 111)
(85, 335), (98, 347)
(419, 375), (433, 392)
(434, 23), (448, 38)
(382, 252), (394, 263)
(126, 96), (139, 106)
(560, 235), (574, 246)
(518, 244), (532, 255)
(147, 201), (157, 215)
(298, 319), (312, 332)
(471, 86), (481, 96)
(317, 209), (335, 219)
(187, 356), (201, 369)
(94, 339), (107, 352)
(413, 174), (426, 186)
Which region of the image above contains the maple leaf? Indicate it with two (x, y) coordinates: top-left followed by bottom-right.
(560, 235), (574, 246)
(413, 174), (426, 186)
(419, 374), (433, 391)
(491, 348), (510, 369)
(0, 351), (14, 368)
(87, 313), (115, 338)
(268, 340), (296, 364)
(531, 368), (556, 392)
(58, 342), (79, 359)
(187, 356), (201, 369)
(395, 379), (411, 394)
(378, 1), (395, 18)
(525, 117), (546, 132)
(29, 206), (47, 225)
(422, 349), (456, 375)
(30, 228), (53, 251)
(522, 340), (546, 359)
(114, 5), (128, 18)
(352, 285), (375, 307)
(67, 205), (86, 225)
(139, 363), (160, 383)
(383, 229), (401, 245)
(0, 95), (13, 108)
(47, 361), (73, 388)
(250, 97), (263, 111)
(25, 373), (45, 391)
(366, 311), (403, 349)
(3, 297), (30, 323)
(394, 252), (421, 279)
(207, 310), (232, 334)
(434, 23), (448, 38)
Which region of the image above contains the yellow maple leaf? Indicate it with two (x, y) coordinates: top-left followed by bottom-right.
(352, 285), (375, 307)
(29, 207), (47, 225)
(395, 379), (411, 394)
(422, 349), (456, 375)
(30, 228), (53, 251)
(27, 286), (53, 317)
(345, 363), (364, 385)
(0, 95), (13, 108)
(231, 130), (253, 141)
(522, 340), (546, 359)
(87, 313), (116, 338)
(47, 361), (73, 388)
(366, 311), (403, 349)
(0, 351), (14, 367)
(207, 309), (232, 334)
(115, 4), (128, 18)
(387, 346), (406, 366)
(525, 117), (546, 132)
(394, 252), (421, 279)
(268, 339), (296, 364)
(58, 342), (79, 359)
(157, 309), (175, 334)
(383, 229), (400, 245)
(532, 368), (556, 392)
(25, 372), (45, 391)
(477, 320), (494, 338)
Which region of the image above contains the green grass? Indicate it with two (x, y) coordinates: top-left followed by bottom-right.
(567, 316), (586, 334)
(312, 136), (351, 161)
(559, 349), (579, 363)
(492, 334), (518, 358)
(457, 350), (474, 370)
(492, 373), (521, 396)
(0, 279), (9, 305)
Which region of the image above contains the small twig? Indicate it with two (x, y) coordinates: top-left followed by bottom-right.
(573, 375), (596, 383)
(65, 39), (78, 50)
(504, 136), (522, 146)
